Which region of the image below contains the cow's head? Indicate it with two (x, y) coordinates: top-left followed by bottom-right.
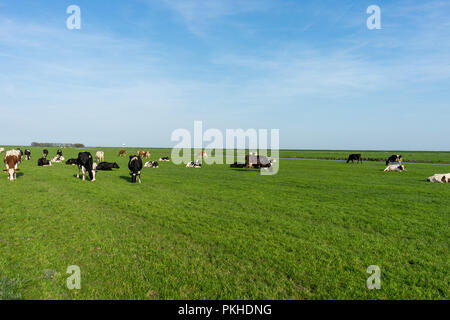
(3, 167), (19, 181)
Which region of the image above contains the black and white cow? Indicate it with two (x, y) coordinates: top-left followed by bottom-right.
(43, 149), (49, 158)
(96, 162), (120, 171)
(159, 156), (170, 162)
(37, 157), (52, 166)
(65, 158), (78, 165)
(346, 154), (362, 164)
(386, 154), (403, 166)
(230, 162), (246, 168)
(24, 149), (31, 160)
(76, 152), (96, 182)
(144, 161), (158, 168)
(128, 155), (143, 183)
(57, 149), (63, 157)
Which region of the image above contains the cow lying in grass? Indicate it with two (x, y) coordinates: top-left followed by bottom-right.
(51, 155), (65, 163)
(38, 157), (52, 166)
(96, 162), (120, 171)
(159, 157), (170, 162)
(230, 162), (245, 168)
(427, 173), (450, 183)
(144, 161), (159, 168)
(186, 160), (201, 168)
(66, 158), (78, 165)
(384, 164), (407, 172)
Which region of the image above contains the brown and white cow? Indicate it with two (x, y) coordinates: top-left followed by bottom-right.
(96, 151), (104, 162)
(118, 150), (127, 157)
(3, 150), (21, 181)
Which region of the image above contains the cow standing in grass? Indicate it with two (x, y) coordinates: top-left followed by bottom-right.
(96, 151), (104, 162)
(76, 152), (96, 182)
(3, 150), (21, 181)
(118, 150), (126, 157)
(128, 155), (143, 183)
(346, 154), (362, 164)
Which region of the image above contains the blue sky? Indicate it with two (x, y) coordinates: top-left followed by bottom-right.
(0, 0), (449, 149)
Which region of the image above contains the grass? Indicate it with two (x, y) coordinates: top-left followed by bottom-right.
(0, 147), (449, 299)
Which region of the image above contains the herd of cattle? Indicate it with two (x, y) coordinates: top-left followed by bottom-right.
(1, 148), (449, 183)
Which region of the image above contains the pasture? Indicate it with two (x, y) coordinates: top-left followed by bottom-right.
(0, 147), (449, 299)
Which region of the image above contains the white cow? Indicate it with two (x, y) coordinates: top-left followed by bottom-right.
(186, 160), (201, 168)
(384, 164), (407, 172)
(96, 151), (104, 162)
(51, 155), (65, 163)
(144, 161), (158, 168)
(427, 173), (450, 183)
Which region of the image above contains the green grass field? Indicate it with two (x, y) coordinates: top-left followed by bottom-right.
(0, 147), (449, 299)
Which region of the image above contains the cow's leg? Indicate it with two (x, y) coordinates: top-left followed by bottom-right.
(82, 167), (86, 181)
(138, 172), (141, 184)
(91, 170), (96, 182)
(77, 166), (80, 179)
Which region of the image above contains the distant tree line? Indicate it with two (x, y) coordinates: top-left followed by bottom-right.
(31, 142), (85, 148)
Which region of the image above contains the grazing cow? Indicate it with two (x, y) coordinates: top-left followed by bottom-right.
(159, 156), (170, 162)
(43, 149), (49, 158)
(38, 157), (52, 167)
(3, 152), (21, 181)
(96, 162), (120, 171)
(128, 155), (143, 183)
(386, 154), (403, 166)
(427, 173), (450, 183)
(144, 151), (151, 159)
(76, 152), (96, 182)
(96, 151), (105, 162)
(384, 164), (407, 172)
(57, 149), (63, 157)
(24, 149), (31, 160)
(230, 162), (245, 168)
(144, 161), (158, 168)
(245, 154), (272, 169)
(0, 147), (4, 154)
(346, 154), (362, 164)
(118, 150), (127, 157)
(66, 158), (78, 165)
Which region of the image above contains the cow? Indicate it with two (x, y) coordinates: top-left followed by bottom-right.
(96, 162), (120, 171)
(76, 152), (96, 182)
(384, 164), (407, 172)
(118, 150), (126, 157)
(230, 162), (246, 168)
(196, 151), (208, 158)
(144, 161), (159, 168)
(57, 149), (63, 157)
(24, 149), (31, 160)
(186, 160), (202, 168)
(65, 158), (78, 165)
(427, 173), (450, 183)
(96, 151), (105, 162)
(43, 149), (49, 158)
(38, 157), (52, 167)
(128, 155), (143, 183)
(0, 148), (4, 154)
(386, 154), (403, 166)
(144, 151), (151, 159)
(159, 156), (170, 162)
(6, 149), (22, 162)
(51, 155), (65, 163)
(3, 153), (21, 181)
(245, 154), (272, 169)
(346, 154), (362, 164)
